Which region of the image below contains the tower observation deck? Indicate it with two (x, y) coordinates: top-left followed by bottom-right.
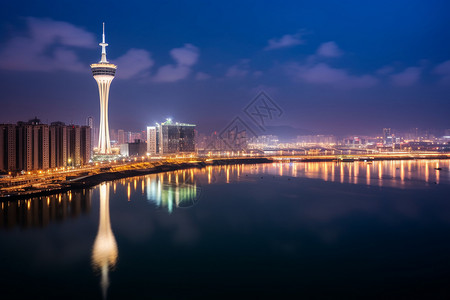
(91, 23), (117, 155)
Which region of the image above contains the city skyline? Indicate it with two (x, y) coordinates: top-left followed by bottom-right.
(0, 0), (449, 135)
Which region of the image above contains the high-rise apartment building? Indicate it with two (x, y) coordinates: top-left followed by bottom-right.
(86, 116), (94, 128)
(81, 126), (91, 165)
(6, 125), (16, 171)
(50, 122), (68, 168)
(0, 125), (17, 171)
(146, 126), (158, 154)
(0, 125), (4, 171)
(0, 120), (91, 172)
(86, 116), (95, 154)
(68, 125), (81, 166)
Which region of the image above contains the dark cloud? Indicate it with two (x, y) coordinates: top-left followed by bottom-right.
(0, 17), (95, 72)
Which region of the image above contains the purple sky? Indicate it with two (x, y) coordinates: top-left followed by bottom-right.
(0, 0), (449, 136)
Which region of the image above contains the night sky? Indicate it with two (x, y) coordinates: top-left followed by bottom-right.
(0, 0), (449, 136)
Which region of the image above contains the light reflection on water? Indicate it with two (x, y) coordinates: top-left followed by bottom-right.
(189, 159), (449, 188)
(0, 190), (92, 230)
(92, 183), (117, 299)
(105, 159), (449, 214)
(1, 159), (450, 299)
(1, 160), (448, 231)
(87, 159), (450, 224)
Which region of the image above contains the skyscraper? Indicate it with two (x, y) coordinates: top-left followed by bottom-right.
(158, 119), (196, 155)
(91, 23), (117, 155)
(383, 128), (393, 146)
(146, 126), (158, 154)
(86, 116), (94, 156)
(86, 116), (94, 129)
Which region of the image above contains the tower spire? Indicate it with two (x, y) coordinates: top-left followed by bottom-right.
(99, 22), (109, 63)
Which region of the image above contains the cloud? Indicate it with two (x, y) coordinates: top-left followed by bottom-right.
(225, 59), (250, 78)
(253, 71), (263, 77)
(170, 44), (199, 66)
(153, 44), (199, 82)
(390, 67), (421, 86)
(153, 64), (192, 82)
(316, 41), (342, 57)
(225, 65), (249, 78)
(287, 62), (377, 89)
(434, 60), (450, 84)
(376, 65), (395, 75)
(264, 32), (305, 50)
(195, 72), (211, 80)
(113, 49), (154, 79)
(0, 17), (96, 72)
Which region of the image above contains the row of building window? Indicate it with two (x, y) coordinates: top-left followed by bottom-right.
(0, 120), (91, 172)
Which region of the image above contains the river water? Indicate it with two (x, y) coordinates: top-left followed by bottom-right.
(1, 160), (450, 299)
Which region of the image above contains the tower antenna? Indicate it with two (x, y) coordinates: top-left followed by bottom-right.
(99, 22), (109, 63)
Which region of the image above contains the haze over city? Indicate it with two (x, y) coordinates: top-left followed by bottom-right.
(1, 0), (449, 135)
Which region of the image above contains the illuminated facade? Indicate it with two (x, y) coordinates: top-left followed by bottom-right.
(146, 119), (196, 155)
(146, 126), (158, 154)
(91, 23), (117, 154)
(0, 120), (90, 172)
(158, 119), (196, 155)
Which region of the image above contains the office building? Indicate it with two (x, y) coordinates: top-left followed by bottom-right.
(120, 139), (147, 157)
(383, 128), (393, 145)
(145, 119), (196, 155)
(159, 119), (196, 155)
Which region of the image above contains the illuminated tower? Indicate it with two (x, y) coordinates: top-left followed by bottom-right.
(92, 183), (118, 299)
(91, 23), (117, 154)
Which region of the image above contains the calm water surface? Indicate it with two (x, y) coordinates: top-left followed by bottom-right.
(1, 160), (450, 299)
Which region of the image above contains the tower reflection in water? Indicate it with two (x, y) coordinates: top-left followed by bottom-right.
(145, 171), (200, 213)
(92, 183), (118, 299)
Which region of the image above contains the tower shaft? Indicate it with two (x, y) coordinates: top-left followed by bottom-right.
(96, 77), (113, 153)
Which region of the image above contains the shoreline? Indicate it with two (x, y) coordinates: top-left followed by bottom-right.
(0, 158), (272, 201)
(1, 155), (449, 201)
